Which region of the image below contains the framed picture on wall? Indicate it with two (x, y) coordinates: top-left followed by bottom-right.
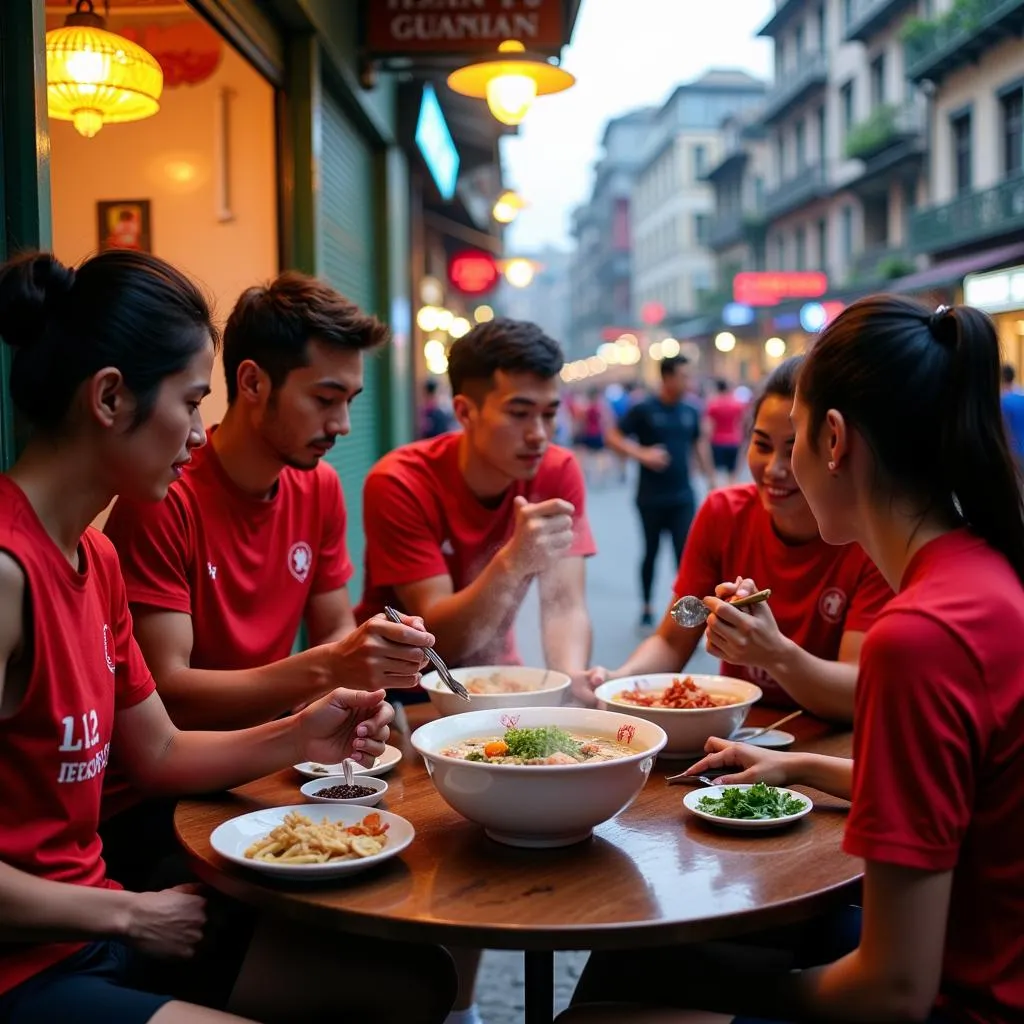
(97, 199), (152, 253)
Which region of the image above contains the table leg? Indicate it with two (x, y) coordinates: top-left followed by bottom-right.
(524, 949), (555, 1024)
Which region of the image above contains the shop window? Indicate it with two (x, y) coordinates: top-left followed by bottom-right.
(1002, 87), (1024, 178)
(951, 110), (973, 195)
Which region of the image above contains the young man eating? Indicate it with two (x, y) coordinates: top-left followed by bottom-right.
(356, 317), (597, 1024)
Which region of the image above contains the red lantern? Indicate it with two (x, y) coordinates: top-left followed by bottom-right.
(448, 250), (500, 295)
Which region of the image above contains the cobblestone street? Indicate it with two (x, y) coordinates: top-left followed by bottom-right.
(476, 468), (719, 1023)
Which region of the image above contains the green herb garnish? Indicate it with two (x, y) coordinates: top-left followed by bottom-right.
(504, 726), (582, 760)
(696, 783), (807, 820)
(464, 751), (486, 762)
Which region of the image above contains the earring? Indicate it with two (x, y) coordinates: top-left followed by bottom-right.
(827, 460), (837, 472)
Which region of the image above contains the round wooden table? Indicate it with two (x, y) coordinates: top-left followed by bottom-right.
(175, 706), (858, 1024)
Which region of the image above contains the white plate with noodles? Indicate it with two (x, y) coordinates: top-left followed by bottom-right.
(293, 744), (403, 780)
(210, 805), (415, 880)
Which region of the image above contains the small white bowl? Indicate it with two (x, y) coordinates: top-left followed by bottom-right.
(300, 775), (388, 806)
(683, 785), (813, 831)
(411, 705), (667, 848)
(420, 665), (571, 717)
(594, 674), (762, 759)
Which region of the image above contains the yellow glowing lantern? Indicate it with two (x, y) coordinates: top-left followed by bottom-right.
(447, 40), (575, 127)
(46, 0), (163, 139)
(492, 190), (526, 224)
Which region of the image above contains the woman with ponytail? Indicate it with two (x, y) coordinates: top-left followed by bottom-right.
(0, 251), (454, 1024)
(561, 295), (1024, 1024)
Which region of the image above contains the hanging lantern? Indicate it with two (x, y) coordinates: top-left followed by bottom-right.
(46, 0), (163, 139)
(447, 40), (574, 127)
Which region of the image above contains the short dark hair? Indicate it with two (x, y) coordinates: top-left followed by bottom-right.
(424, 378), (439, 395)
(447, 317), (563, 398)
(1003, 363), (1016, 385)
(800, 294), (1024, 583)
(222, 272), (389, 403)
(715, 377), (729, 393)
(0, 249), (215, 431)
(660, 354), (689, 380)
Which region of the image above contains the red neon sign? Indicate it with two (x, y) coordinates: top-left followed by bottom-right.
(734, 271), (828, 307)
(448, 250), (500, 295)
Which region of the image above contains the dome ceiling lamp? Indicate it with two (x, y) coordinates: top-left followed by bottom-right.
(46, 0), (164, 139)
(447, 40), (574, 127)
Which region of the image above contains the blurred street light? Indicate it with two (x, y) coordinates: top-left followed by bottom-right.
(473, 304), (495, 323)
(492, 190), (525, 223)
(765, 337), (787, 358)
(715, 331), (737, 353)
(661, 337), (681, 358)
(449, 316), (471, 339)
(503, 257), (536, 288)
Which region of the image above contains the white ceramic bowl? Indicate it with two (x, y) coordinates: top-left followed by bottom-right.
(300, 774), (388, 807)
(420, 665), (571, 718)
(411, 705), (667, 848)
(593, 674), (762, 759)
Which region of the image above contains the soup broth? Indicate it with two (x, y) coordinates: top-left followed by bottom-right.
(441, 725), (635, 765)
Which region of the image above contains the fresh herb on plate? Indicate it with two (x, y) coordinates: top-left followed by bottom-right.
(696, 782), (807, 820)
(504, 726), (582, 760)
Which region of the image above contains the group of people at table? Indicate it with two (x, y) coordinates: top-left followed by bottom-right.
(0, 247), (1020, 1024)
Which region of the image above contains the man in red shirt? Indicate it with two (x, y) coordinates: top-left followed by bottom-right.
(357, 317), (596, 1024)
(357, 316), (596, 677)
(102, 272), (430, 885)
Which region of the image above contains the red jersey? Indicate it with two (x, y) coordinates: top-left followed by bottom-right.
(104, 430), (353, 671)
(0, 477), (155, 995)
(704, 394), (747, 446)
(845, 531), (1024, 1024)
(355, 433), (596, 665)
(672, 485), (892, 706)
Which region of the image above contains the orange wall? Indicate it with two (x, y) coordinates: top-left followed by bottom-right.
(50, 43), (279, 430)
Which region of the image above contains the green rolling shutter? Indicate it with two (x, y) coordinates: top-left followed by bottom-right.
(319, 89), (381, 597)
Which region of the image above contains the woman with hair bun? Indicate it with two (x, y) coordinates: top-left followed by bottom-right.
(0, 250), (454, 1023)
(562, 295), (1024, 1023)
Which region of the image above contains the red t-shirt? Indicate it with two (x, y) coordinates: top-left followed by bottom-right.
(355, 433), (597, 666)
(104, 431), (353, 671)
(0, 477), (155, 995)
(704, 394), (747, 446)
(672, 484), (893, 707)
(844, 531), (1024, 1024)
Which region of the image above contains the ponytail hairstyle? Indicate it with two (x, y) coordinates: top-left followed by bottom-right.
(799, 294), (1024, 583)
(0, 250), (216, 432)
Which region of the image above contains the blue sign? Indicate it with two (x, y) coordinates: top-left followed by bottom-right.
(722, 302), (755, 327)
(772, 313), (801, 330)
(416, 84), (460, 201)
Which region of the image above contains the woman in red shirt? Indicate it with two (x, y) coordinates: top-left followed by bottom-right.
(562, 296), (1024, 1023)
(0, 251), (453, 1024)
(705, 377), (747, 487)
(581, 355), (892, 723)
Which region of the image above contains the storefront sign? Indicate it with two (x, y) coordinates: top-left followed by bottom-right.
(964, 265), (1024, 314)
(733, 271), (828, 307)
(415, 84), (460, 200)
(448, 249), (500, 294)
(366, 0), (565, 56)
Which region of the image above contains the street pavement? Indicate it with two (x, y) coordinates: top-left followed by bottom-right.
(475, 466), (720, 1023)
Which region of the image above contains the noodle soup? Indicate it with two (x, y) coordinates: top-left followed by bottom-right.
(441, 725), (634, 765)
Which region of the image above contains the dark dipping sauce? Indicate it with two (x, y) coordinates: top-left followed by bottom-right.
(315, 783), (377, 800)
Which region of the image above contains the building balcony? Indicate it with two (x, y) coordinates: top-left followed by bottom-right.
(851, 245), (916, 282)
(708, 210), (767, 251)
(843, 0), (916, 42)
(758, 0), (809, 39)
(844, 99), (924, 163)
(904, 0), (1024, 85)
(909, 172), (1024, 256)
(763, 164), (830, 220)
(762, 50), (829, 125)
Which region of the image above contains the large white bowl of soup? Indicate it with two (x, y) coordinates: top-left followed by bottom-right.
(420, 665), (571, 717)
(593, 674), (762, 759)
(410, 705), (667, 848)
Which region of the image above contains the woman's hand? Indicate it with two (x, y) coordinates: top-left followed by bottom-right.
(570, 666), (608, 706)
(296, 687), (394, 767)
(704, 576), (790, 669)
(684, 737), (798, 786)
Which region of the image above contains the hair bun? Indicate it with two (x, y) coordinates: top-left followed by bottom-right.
(0, 252), (76, 350)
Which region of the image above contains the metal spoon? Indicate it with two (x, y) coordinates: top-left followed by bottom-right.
(670, 588), (772, 628)
(342, 758), (355, 788)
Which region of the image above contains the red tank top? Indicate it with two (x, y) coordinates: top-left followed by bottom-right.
(0, 477), (155, 995)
